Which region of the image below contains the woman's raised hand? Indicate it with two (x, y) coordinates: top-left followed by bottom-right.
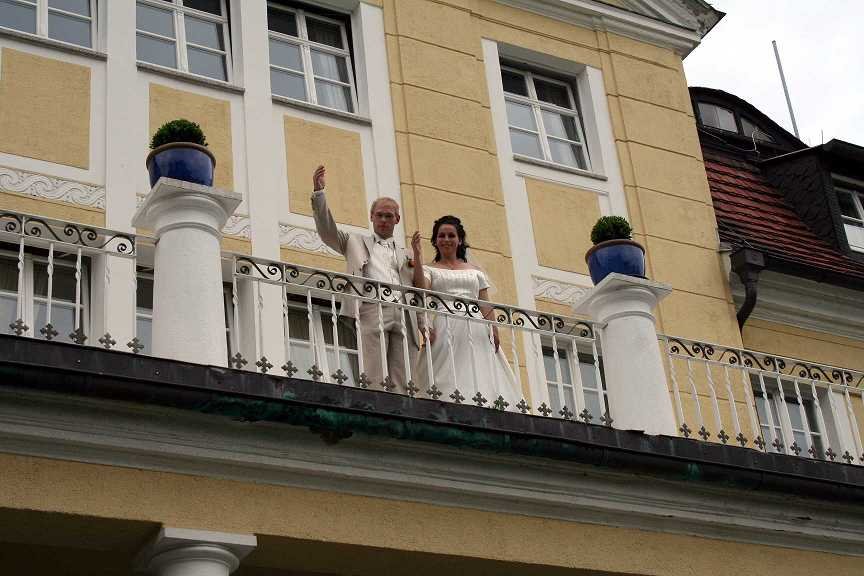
(411, 230), (423, 262)
(313, 165), (326, 191)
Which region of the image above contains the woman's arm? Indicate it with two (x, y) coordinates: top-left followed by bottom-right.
(478, 287), (500, 352)
(411, 231), (430, 289)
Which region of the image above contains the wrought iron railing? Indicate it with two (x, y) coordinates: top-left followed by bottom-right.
(662, 335), (864, 465)
(0, 210), (139, 350)
(229, 254), (607, 420)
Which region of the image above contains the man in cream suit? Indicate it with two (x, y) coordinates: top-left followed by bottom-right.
(311, 165), (420, 390)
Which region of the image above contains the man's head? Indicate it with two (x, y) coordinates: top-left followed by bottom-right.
(370, 197), (400, 239)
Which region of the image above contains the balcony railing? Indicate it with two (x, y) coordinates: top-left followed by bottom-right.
(2, 207), (863, 467)
(662, 336), (864, 464)
(229, 254), (607, 419)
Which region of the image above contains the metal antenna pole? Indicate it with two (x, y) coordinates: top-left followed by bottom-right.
(772, 40), (800, 138)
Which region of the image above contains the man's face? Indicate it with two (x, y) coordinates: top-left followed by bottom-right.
(371, 201), (400, 239)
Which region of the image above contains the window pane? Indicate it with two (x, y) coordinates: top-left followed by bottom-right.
(35, 302), (77, 339)
(315, 79), (352, 112)
(137, 2), (175, 38)
(547, 383), (561, 414)
(137, 34), (178, 68)
(268, 7), (297, 36)
(49, 0), (90, 16)
(306, 17), (342, 48)
(48, 11), (92, 47)
(542, 111), (579, 141)
(271, 68), (307, 100)
(287, 308), (310, 341)
(0, 294), (16, 328)
(185, 16), (223, 50)
(34, 263), (77, 300)
(320, 315), (357, 349)
(137, 277), (154, 311)
(311, 50), (349, 82)
(699, 102), (736, 132)
(837, 190), (861, 219)
(583, 389), (602, 419)
(269, 39), (303, 71)
(188, 46), (226, 80)
(0, 0), (37, 34)
(136, 316), (152, 354)
(505, 100), (536, 131)
(183, 0), (222, 15)
(534, 78), (571, 108)
(501, 69), (528, 96)
(549, 139), (586, 169)
(509, 129), (542, 158)
(0, 258), (18, 292)
(741, 118), (774, 142)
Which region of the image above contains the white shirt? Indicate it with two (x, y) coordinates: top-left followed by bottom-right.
(364, 233), (401, 287)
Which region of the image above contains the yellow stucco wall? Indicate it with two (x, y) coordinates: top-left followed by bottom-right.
(384, 0), (737, 349)
(149, 84), (234, 190)
(0, 452), (861, 575)
(0, 190), (104, 227)
(0, 49), (90, 169)
(284, 117), (368, 228)
(527, 179), (600, 275)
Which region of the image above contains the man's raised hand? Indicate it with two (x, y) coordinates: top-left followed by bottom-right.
(313, 165), (326, 192)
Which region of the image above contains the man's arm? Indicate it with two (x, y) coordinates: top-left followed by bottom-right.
(311, 165), (349, 255)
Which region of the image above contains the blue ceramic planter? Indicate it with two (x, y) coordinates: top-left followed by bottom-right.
(146, 143), (215, 188)
(585, 240), (646, 284)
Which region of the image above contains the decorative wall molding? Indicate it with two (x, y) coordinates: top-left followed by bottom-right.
(279, 223), (340, 257)
(533, 276), (590, 306)
(223, 214), (251, 238)
(0, 165), (105, 209)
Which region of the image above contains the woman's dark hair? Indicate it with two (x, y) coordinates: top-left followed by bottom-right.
(431, 215), (470, 262)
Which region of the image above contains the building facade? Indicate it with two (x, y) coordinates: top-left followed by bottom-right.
(1, 1), (863, 574)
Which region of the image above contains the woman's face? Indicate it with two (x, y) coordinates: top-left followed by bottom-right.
(435, 224), (460, 257)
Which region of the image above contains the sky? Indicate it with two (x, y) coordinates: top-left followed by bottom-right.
(683, 0), (864, 147)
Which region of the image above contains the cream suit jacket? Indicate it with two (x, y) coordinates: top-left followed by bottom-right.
(311, 190), (422, 347)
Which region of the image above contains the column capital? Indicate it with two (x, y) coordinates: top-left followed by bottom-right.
(132, 177), (242, 239)
(573, 273), (672, 323)
(136, 527), (257, 575)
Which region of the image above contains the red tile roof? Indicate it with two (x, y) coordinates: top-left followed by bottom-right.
(704, 149), (864, 282)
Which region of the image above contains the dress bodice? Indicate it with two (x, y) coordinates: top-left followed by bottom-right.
(425, 267), (489, 299)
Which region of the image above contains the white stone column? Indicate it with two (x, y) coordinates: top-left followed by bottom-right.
(133, 178), (241, 366)
(136, 527), (256, 576)
(574, 273), (676, 436)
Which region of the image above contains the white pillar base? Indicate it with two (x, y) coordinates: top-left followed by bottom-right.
(133, 178), (241, 366)
(574, 273), (676, 436)
(136, 527), (257, 576)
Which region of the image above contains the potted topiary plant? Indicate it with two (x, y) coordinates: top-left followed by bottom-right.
(146, 118), (215, 187)
(585, 215), (645, 284)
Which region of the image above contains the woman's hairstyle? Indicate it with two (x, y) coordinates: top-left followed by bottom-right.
(431, 215), (470, 262)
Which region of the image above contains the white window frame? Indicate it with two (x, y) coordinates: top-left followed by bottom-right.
(752, 377), (829, 459)
(833, 177), (864, 253)
(0, 248), (90, 340)
(501, 64), (591, 171)
(285, 300), (359, 384)
(136, 0), (233, 83)
(541, 341), (606, 420)
(0, 0), (97, 49)
(267, 1), (358, 113)
(836, 185), (864, 227)
(135, 270), (153, 355)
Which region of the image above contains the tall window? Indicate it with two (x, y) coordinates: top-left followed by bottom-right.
(542, 345), (605, 419)
(0, 0), (95, 48)
(267, 2), (357, 113)
(0, 250), (88, 341)
(135, 273), (153, 354)
(501, 65), (589, 170)
(285, 304), (358, 384)
(136, 0), (231, 81)
(753, 384), (825, 458)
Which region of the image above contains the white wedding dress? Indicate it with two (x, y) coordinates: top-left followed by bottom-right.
(414, 267), (522, 409)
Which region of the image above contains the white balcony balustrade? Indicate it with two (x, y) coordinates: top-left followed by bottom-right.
(662, 336), (864, 464)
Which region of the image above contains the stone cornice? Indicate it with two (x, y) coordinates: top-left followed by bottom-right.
(0, 165), (105, 208)
(496, 0), (711, 56)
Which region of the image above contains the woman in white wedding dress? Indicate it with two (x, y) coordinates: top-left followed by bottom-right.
(410, 216), (521, 409)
